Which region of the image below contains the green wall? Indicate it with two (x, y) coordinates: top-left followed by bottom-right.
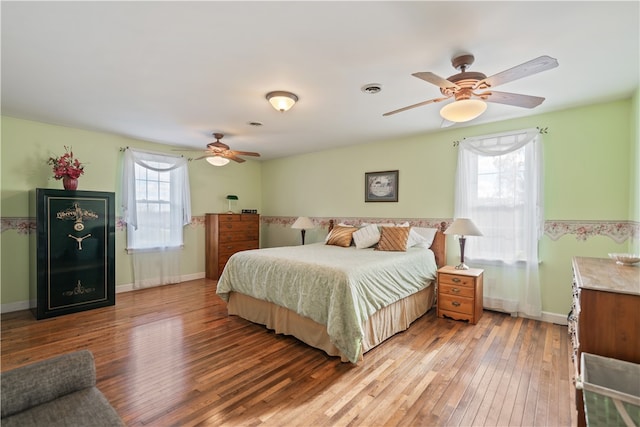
(1, 94), (637, 318)
(631, 89), (640, 253)
(260, 98), (636, 317)
(1, 116), (261, 307)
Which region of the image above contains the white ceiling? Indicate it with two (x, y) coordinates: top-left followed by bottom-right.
(2, 1), (639, 160)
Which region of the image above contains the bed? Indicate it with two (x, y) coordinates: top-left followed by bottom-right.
(216, 220), (447, 363)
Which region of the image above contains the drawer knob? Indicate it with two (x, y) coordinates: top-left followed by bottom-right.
(451, 288), (460, 293)
(451, 301), (461, 307)
(452, 278), (461, 283)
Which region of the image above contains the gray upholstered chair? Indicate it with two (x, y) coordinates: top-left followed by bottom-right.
(1, 349), (124, 426)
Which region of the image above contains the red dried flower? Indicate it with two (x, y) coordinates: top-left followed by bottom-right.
(47, 146), (85, 180)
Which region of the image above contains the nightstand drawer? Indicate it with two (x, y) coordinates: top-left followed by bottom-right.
(439, 273), (475, 288)
(439, 282), (475, 298)
(438, 294), (474, 315)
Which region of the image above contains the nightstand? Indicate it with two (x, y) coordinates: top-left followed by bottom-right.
(437, 266), (484, 324)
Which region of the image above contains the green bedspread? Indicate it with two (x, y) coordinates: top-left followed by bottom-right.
(216, 243), (437, 363)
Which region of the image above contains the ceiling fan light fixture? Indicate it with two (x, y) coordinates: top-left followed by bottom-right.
(439, 99), (487, 123)
(266, 91), (298, 112)
(206, 156), (230, 166)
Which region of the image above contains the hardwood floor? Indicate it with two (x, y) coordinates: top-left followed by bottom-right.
(1, 279), (576, 426)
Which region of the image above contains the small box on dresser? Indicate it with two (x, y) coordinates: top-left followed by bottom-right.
(205, 213), (259, 280)
(437, 266), (484, 324)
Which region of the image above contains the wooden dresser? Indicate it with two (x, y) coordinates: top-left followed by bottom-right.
(205, 213), (259, 280)
(569, 256), (640, 426)
(437, 266), (484, 324)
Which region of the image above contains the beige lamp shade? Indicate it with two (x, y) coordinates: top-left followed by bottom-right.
(291, 216), (315, 230)
(444, 218), (483, 236)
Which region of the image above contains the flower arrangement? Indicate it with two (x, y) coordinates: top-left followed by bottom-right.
(47, 146), (85, 180)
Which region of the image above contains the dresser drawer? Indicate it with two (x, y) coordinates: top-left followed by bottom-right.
(439, 282), (475, 298)
(438, 293), (474, 315)
(218, 221), (259, 233)
(217, 214), (242, 223)
(439, 273), (475, 288)
(218, 240), (259, 256)
(218, 230), (260, 243)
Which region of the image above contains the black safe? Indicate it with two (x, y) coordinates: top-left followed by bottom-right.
(30, 189), (115, 319)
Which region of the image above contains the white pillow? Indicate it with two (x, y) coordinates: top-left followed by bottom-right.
(353, 224), (381, 249)
(408, 227), (438, 248)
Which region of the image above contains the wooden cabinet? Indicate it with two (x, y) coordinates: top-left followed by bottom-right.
(569, 256), (640, 427)
(30, 189), (115, 319)
(205, 214), (259, 280)
(437, 266), (484, 324)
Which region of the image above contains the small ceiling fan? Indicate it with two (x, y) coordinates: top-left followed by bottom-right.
(188, 133), (260, 164)
(383, 54), (559, 122)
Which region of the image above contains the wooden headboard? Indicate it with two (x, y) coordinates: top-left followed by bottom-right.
(326, 219), (446, 269)
(431, 221), (447, 269)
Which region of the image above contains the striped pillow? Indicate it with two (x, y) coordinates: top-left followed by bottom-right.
(326, 226), (356, 247)
(375, 226), (410, 252)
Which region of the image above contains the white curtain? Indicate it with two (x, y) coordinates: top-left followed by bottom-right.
(122, 148), (191, 289)
(454, 128), (543, 317)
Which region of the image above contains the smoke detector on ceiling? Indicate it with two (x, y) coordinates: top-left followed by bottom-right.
(361, 84), (382, 94)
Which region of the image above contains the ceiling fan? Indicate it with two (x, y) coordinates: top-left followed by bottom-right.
(188, 133), (260, 165)
(383, 54), (559, 122)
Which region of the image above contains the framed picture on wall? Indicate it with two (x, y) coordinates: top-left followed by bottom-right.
(365, 170), (398, 202)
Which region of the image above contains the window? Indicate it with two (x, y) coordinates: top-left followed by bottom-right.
(453, 128), (543, 316)
(122, 148), (191, 252)
(454, 128), (543, 264)
(473, 147), (528, 262)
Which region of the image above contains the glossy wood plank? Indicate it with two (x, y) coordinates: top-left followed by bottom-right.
(1, 279), (576, 426)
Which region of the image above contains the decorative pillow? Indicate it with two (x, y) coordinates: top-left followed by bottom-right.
(325, 225), (357, 247)
(353, 224), (381, 249)
(375, 226), (411, 252)
(408, 227), (438, 248)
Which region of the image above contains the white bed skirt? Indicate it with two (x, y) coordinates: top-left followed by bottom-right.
(227, 284), (436, 363)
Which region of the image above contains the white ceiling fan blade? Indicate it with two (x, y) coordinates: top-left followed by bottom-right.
(412, 72), (460, 90)
(475, 55), (559, 89)
(383, 96), (449, 117)
(481, 91), (545, 108)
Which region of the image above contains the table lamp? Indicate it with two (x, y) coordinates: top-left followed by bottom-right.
(291, 216), (315, 245)
(444, 218), (483, 270)
(226, 195), (238, 214)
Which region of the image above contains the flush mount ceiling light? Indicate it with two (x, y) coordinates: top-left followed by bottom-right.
(206, 156), (230, 166)
(439, 99), (487, 123)
(266, 91), (298, 112)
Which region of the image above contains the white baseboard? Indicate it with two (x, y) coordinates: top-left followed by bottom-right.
(514, 310), (568, 325)
(1, 272), (207, 313)
(540, 311), (568, 325)
(0, 300), (34, 313)
(116, 272), (206, 293)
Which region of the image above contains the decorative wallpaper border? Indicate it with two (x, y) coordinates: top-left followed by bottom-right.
(544, 220), (639, 244)
(2, 215), (639, 243)
(261, 216), (451, 231)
